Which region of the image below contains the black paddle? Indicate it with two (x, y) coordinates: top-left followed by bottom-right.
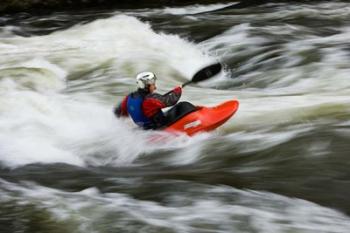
(165, 63), (222, 95)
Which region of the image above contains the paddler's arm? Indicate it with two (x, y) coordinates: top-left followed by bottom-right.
(114, 96), (129, 118)
(161, 86), (182, 107)
(142, 87), (182, 118)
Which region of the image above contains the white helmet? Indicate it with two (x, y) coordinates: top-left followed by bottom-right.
(136, 72), (157, 89)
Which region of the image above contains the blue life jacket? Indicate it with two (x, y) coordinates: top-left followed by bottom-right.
(127, 93), (153, 129)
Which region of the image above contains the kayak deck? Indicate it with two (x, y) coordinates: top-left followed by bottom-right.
(164, 100), (239, 136)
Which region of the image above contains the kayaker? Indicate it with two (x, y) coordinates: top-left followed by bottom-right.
(114, 71), (191, 130)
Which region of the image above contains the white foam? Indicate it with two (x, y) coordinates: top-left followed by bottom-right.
(0, 15), (215, 87)
(1, 179), (350, 233)
(0, 57), (67, 92)
(0, 15), (220, 168)
(163, 3), (236, 15)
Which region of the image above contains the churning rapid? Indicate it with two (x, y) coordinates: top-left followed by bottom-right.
(1, 2), (350, 232)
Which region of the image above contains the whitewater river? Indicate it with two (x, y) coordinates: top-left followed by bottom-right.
(1, 2), (350, 232)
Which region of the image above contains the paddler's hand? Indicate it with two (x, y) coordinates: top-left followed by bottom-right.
(173, 86), (182, 95)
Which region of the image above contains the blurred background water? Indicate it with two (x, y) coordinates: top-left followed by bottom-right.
(1, 1), (350, 232)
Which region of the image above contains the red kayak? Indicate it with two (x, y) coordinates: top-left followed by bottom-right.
(164, 100), (239, 136)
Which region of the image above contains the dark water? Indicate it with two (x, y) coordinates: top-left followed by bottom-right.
(1, 2), (350, 232)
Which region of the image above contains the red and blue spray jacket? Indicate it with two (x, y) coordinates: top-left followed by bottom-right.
(114, 87), (182, 129)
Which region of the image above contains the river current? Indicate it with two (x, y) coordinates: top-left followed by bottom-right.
(1, 2), (350, 232)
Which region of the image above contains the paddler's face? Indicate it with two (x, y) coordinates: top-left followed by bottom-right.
(149, 83), (156, 93)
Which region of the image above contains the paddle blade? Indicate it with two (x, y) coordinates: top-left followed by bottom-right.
(192, 63), (222, 83)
